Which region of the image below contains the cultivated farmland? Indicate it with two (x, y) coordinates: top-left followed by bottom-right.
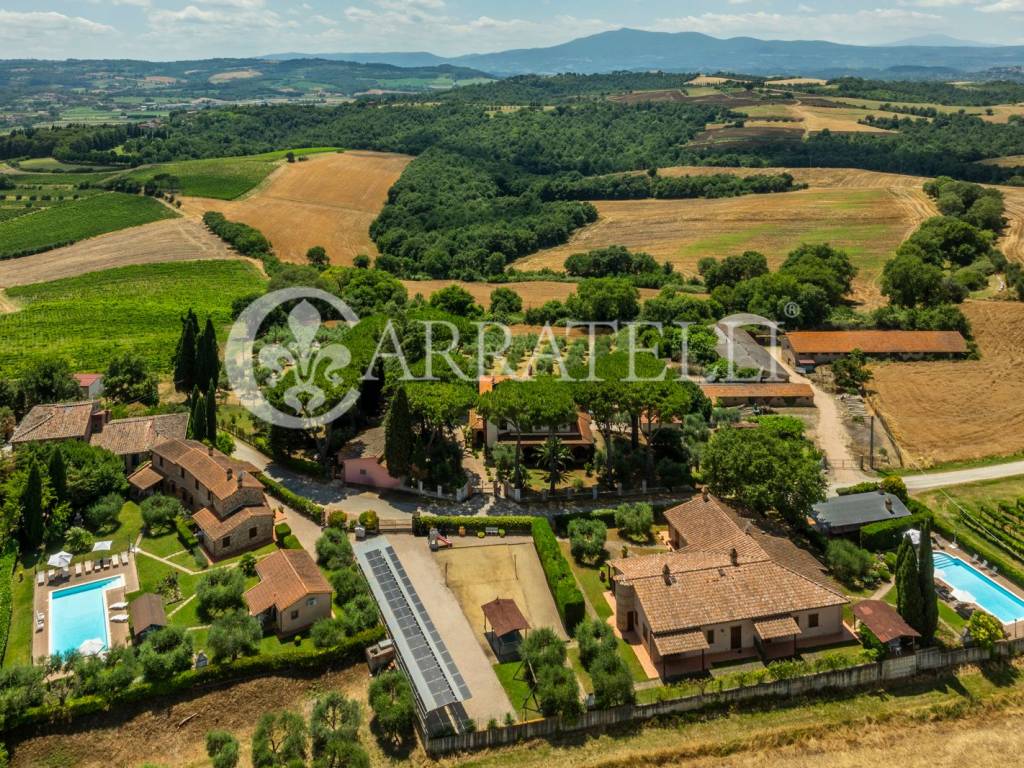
(0, 192), (177, 259)
(0, 260), (265, 376)
(0, 218), (242, 289)
(179, 150), (413, 265)
(869, 300), (1024, 467)
(518, 167), (935, 307)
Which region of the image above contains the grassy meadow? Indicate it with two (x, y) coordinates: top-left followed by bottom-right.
(0, 260), (266, 376)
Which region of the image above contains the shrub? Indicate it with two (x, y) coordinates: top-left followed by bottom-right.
(368, 670), (416, 744)
(196, 568), (246, 622)
(589, 650), (635, 708)
(520, 627), (567, 676)
(535, 665), (583, 719)
(316, 528), (354, 571)
(139, 626), (193, 682)
(239, 553), (257, 577)
(206, 731), (240, 768)
(140, 494), (183, 534)
(311, 617), (348, 648)
(826, 539), (874, 585)
(327, 510), (347, 529)
(275, 523), (291, 540)
(568, 518), (607, 564)
(64, 526), (94, 554)
(614, 502), (654, 542)
(281, 534), (302, 550)
(574, 617), (616, 668)
(340, 593), (380, 636)
(357, 510), (379, 531)
(175, 517), (199, 550)
(880, 476), (909, 503)
(329, 567), (368, 604)
(966, 610), (1006, 649)
(256, 472), (324, 523)
(84, 493), (123, 531)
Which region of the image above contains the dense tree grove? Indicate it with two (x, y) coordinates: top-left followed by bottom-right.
(807, 78), (1024, 107)
(536, 170), (801, 201)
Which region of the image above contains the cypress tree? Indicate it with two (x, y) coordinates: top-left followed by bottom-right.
(48, 446), (67, 504)
(174, 310), (199, 394)
(205, 381), (217, 444)
(188, 387), (207, 442)
(21, 459), (44, 550)
(383, 387), (414, 479)
(894, 536), (911, 616)
(196, 317), (220, 392)
(918, 521), (939, 643)
(897, 540), (925, 635)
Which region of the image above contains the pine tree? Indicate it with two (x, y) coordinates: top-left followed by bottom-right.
(918, 521), (939, 643)
(174, 310), (199, 394)
(48, 446), (67, 504)
(21, 459), (44, 550)
(383, 387), (414, 479)
(205, 381), (217, 444)
(897, 539), (925, 635)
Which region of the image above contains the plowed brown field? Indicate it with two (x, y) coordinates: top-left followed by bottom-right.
(178, 150), (412, 266)
(518, 167), (935, 307)
(870, 300), (1024, 467)
(401, 279), (664, 309)
(0, 218), (242, 289)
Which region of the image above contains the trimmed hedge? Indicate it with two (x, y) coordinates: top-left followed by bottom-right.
(8, 626), (385, 732)
(256, 472), (325, 523)
(175, 518), (199, 550)
(0, 542), (16, 663)
(413, 515), (585, 634)
(837, 482), (881, 497)
(860, 509), (933, 551)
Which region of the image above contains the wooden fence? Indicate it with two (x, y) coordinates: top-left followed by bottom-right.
(424, 638), (1024, 756)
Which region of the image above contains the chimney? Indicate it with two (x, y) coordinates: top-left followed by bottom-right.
(208, 445), (214, 457)
(730, 547), (739, 566)
(237, 470), (245, 488)
(885, 496), (894, 515)
(702, 487), (710, 503)
(226, 467), (233, 481)
(662, 564), (674, 586)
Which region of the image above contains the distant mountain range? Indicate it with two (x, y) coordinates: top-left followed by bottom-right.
(266, 28), (1024, 78)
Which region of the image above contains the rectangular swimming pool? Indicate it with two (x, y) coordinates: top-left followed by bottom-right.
(933, 552), (1024, 624)
(49, 575), (124, 656)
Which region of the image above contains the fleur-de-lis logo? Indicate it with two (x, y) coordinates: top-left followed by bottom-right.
(257, 300), (352, 416)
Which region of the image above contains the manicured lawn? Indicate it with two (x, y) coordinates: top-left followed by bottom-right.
(3, 553), (39, 667)
(558, 541), (612, 620)
(618, 638), (651, 681)
(0, 191), (176, 258)
(0, 261), (267, 377)
(881, 584), (966, 633)
(133, 552), (201, 613)
(494, 661), (535, 720)
(140, 528), (186, 559)
(119, 147), (339, 199)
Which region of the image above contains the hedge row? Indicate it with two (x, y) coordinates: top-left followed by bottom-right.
(0, 543), (16, 663)
(256, 472), (325, 523)
(551, 500), (679, 536)
(9, 626), (385, 732)
(860, 509), (933, 551)
(531, 519), (586, 634)
(175, 518), (199, 550)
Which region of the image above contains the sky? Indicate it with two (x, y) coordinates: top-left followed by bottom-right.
(0, 0), (1023, 60)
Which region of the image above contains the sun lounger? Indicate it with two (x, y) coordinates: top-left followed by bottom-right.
(102, 558), (110, 570)
(47, 569), (55, 583)
(112, 554), (120, 568)
(85, 560), (92, 574)
(109, 601), (128, 611)
(35, 613), (44, 632)
(119, 551), (129, 563)
(74, 563), (82, 577)
(110, 614), (129, 623)
(36, 571), (44, 586)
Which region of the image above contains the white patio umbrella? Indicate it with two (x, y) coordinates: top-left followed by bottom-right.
(78, 638), (105, 656)
(47, 551), (73, 568)
(92, 540), (113, 552)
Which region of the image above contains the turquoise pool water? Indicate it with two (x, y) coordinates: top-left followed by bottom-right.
(933, 552), (1024, 624)
(49, 575), (124, 656)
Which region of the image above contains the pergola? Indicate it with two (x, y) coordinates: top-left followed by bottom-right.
(482, 597), (530, 660)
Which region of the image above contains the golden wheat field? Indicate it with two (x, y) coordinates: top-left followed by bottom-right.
(178, 150), (412, 266)
(870, 300), (1024, 467)
(517, 167), (936, 307)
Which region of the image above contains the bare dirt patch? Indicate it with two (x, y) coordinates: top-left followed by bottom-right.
(609, 89), (689, 104)
(869, 300), (1024, 467)
(0, 218), (243, 289)
(209, 68), (261, 83)
(518, 168), (935, 307)
(767, 78), (829, 86)
(998, 186), (1024, 265)
(401, 280), (661, 309)
(178, 150), (412, 266)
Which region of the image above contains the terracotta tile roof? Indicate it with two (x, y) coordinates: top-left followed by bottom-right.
(853, 600), (921, 644)
(481, 598), (530, 638)
(610, 550), (740, 584)
(754, 615), (802, 640)
(478, 375), (513, 395)
(192, 505), (274, 542)
(653, 629), (709, 656)
(633, 560), (846, 635)
(786, 330), (968, 355)
(153, 438), (262, 501)
(245, 549), (331, 615)
(73, 373), (103, 387)
(699, 382), (814, 400)
(11, 401), (99, 443)
(90, 412), (189, 456)
(663, 495), (768, 562)
(127, 465), (163, 491)
(337, 426), (387, 461)
(129, 593), (167, 634)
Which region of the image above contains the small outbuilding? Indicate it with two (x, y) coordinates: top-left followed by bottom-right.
(481, 597), (530, 660)
(129, 593), (167, 641)
(811, 490), (911, 537)
(853, 599), (921, 655)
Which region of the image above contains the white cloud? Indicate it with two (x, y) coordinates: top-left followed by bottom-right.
(653, 8), (943, 41)
(902, 0), (978, 7)
(976, 0), (1024, 11)
(147, 3), (280, 31)
(0, 10), (115, 38)
(310, 14), (339, 26)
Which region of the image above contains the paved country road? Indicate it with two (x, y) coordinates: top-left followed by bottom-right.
(902, 459), (1024, 492)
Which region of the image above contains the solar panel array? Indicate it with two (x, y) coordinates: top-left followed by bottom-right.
(359, 540), (469, 713)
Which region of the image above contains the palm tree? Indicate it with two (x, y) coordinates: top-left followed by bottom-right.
(536, 437), (572, 493)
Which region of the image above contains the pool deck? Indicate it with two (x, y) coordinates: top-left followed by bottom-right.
(32, 552), (140, 663)
(934, 538), (1024, 637)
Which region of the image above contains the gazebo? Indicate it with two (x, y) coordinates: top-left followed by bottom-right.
(482, 598), (530, 660)
(853, 600), (921, 655)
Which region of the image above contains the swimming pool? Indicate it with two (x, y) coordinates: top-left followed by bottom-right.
(49, 575), (124, 656)
(933, 552), (1024, 624)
